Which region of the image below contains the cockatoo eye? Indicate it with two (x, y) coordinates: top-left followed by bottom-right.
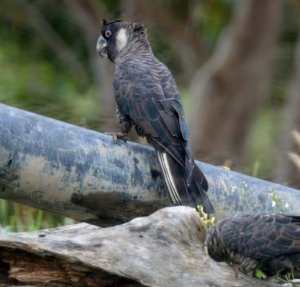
(104, 30), (112, 38)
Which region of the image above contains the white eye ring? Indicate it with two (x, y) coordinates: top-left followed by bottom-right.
(105, 30), (112, 38)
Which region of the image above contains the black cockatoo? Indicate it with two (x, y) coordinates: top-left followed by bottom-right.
(206, 213), (300, 278)
(96, 19), (214, 214)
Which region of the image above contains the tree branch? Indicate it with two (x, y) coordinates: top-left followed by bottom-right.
(0, 207), (280, 287)
(22, 1), (90, 90)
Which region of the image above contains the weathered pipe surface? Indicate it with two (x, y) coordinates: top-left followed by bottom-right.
(0, 103), (299, 226)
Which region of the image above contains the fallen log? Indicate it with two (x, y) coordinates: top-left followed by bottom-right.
(0, 207), (281, 287)
(0, 103), (300, 226)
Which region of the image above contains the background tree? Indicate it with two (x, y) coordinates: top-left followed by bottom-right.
(275, 27), (300, 188)
(188, 0), (280, 166)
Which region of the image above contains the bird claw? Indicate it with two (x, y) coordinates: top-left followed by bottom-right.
(106, 132), (128, 143)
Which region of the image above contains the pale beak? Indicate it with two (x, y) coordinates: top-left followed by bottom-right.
(96, 36), (108, 57)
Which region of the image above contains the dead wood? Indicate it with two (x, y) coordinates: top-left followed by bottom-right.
(0, 207), (280, 287)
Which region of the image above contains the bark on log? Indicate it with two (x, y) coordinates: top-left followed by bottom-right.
(0, 207), (280, 287)
(0, 103), (300, 227)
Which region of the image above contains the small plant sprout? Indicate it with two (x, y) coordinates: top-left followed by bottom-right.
(275, 271), (295, 284)
(197, 205), (215, 227)
(270, 191), (283, 213)
(255, 268), (266, 280)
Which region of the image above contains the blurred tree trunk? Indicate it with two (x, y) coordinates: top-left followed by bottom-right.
(188, 0), (280, 165)
(64, 0), (117, 130)
(274, 29), (300, 188)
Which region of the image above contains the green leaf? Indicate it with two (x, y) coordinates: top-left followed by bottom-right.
(255, 268), (266, 280)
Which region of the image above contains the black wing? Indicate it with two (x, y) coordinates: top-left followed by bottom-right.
(114, 58), (195, 181)
(113, 58), (213, 211)
(221, 214), (300, 260)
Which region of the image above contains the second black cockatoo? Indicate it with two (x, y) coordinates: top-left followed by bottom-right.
(96, 19), (214, 214)
(206, 213), (300, 278)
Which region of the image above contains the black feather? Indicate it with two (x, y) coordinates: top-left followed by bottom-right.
(103, 19), (122, 26)
(98, 20), (215, 214)
(206, 213), (300, 277)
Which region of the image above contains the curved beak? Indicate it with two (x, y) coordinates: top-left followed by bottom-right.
(96, 36), (107, 57)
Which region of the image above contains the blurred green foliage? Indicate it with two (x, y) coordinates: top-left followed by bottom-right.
(0, 199), (71, 232)
(196, 0), (232, 48)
